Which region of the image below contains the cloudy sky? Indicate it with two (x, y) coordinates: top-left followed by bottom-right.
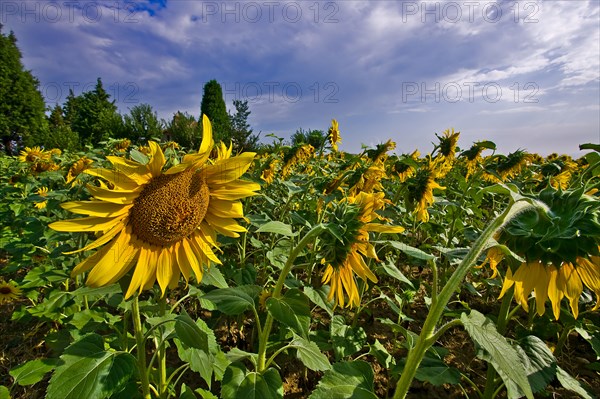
(3, 0), (599, 156)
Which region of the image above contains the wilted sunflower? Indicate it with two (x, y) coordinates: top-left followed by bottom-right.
(0, 280), (21, 303)
(321, 192), (404, 308)
(50, 116), (260, 298)
(34, 187), (49, 209)
(328, 119), (342, 152)
(490, 186), (600, 319)
(407, 163), (446, 222)
(66, 157), (94, 186)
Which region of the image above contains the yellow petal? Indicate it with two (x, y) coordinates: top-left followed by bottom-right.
(547, 265), (564, 320)
(203, 153), (255, 183)
(173, 242), (191, 286)
(204, 214), (246, 237)
(207, 199), (244, 219)
(181, 238), (204, 282)
(363, 223), (405, 234)
(142, 247), (159, 291)
(199, 114), (214, 156)
(576, 257), (600, 311)
(86, 185), (140, 204)
(209, 180), (261, 200)
(63, 221), (125, 254)
(49, 215), (126, 232)
(156, 247), (175, 296)
(84, 168), (139, 190)
(86, 229), (139, 287)
(106, 156), (152, 184)
(147, 141), (166, 178)
(125, 247), (149, 299)
(61, 201), (132, 218)
(560, 263), (583, 319)
(532, 262), (550, 316)
(191, 234), (222, 265)
(499, 267), (515, 298)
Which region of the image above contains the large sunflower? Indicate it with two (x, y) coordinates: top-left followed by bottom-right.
(321, 192), (404, 308)
(50, 116), (260, 298)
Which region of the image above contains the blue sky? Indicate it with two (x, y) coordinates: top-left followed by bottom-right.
(3, 0), (599, 156)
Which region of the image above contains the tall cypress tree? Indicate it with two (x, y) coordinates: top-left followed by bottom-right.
(0, 25), (47, 154)
(200, 80), (231, 143)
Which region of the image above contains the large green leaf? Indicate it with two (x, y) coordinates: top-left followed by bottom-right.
(398, 356), (461, 386)
(175, 313), (209, 353)
(379, 260), (415, 289)
(0, 386), (9, 399)
(303, 286), (334, 316)
(514, 336), (557, 394)
(256, 221), (297, 237)
(461, 310), (534, 399)
(222, 363), (282, 399)
(290, 334), (331, 371)
(308, 360), (378, 399)
(46, 334), (136, 399)
(330, 315), (367, 360)
(266, 288), (311, 338)
(10, 358), (58, 386)
(556, 366), (596, 399)
(201, 286), (260, 315)
(381, 240), (435, 261)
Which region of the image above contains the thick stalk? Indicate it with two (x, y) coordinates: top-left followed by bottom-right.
(393, 200), (535, 399)
(157, 295), (167, 399)
(132, 296), (151, 399)
(256, 224), (325, 373)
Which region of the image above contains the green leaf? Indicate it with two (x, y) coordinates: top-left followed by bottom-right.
(382, 240), (435, 261)
(129, 149), (149, 164)
(179, 383), (197, 399)
(194, 387), (219, 399)
(556, 366), (596, 399)
(309, 360), (378, 399)
(266, 289), (311, 338)
(461, 310), (534, 399)
(237, 368), (283, 399)
(575, 327), (600, 359)
(221, 362), (283, 399)
(330, 315), (367, 360)
(368, 340), (394, 369)
(256, 221), (297, 237)
(201, 286), (260, 315)
(514, 336), (557, 394)
(380, 260), (415, 289)
(46, 334), (136, 399)
(202, 265), (229, 289)
(290, 334), (331, 371)
(175, 313), (209, 353)
(401, 356), (461, 386)
(175, 317), (222, 387)
(303, 286), (334, 316)
(9, 358), (58, 386)
(0, 386), (9, 399)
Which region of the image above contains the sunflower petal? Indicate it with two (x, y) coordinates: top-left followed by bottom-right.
(576, 257), (600, 311)
(106, 156), (153, 184)
(207, 199), (244, 219)
(61, 201), (132, 218)
(547, 265), (564, 320)
(84, 168), (139, 190)
(209, 180), (261, 200)
(86, 229), (139, 287)
(203, 153), (255, 183)
(142, 247), (159, 291)
(126, 247), (150, 299)
(156, 247), (175, 296)
(63, 221), (125, 254)
(147, 141), (166, 178)
(86, 185), (140, 204)
(363, 223), (405, 234)
(560, 263), (583, 319)
(181, 238), (204, 282)
(50, 215), (126, 232)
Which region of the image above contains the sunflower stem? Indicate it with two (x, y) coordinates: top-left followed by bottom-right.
(256, 224), (326, 373)
(132, 295), (151, 399)
(393, 199), (537, 399)
(157, 295), (168, 399)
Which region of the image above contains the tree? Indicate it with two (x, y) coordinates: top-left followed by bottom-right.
(228, 99), (259, 152)
(164, 112), (199, 149)
(67, 78), (124, 145)
(122, 103), (163, 142)
(200, 80), (231, 143)
(45, 104), (80, 151)
(291, 128), (327, 151)
(0, 25), (47, 154)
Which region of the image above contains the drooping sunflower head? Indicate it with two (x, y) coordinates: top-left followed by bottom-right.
(328, 119), (342, 152)
(321, 192), (404, 308)
(537, 157), (578, 190)
(392, 153), (420, 183)
(366, 139), (396, 163)
(460, 141), (494, 178)
(497, 186), (600, 319)
(260, 159), (279, 185)
(66, 157), (94, 186)
(0, 280), (21, 303)
(50, 115), (260, 298)
(406, 165), (446, 222)
(435, 128), (460, 161)
(349, 163), (387, 195)
(493, 149), (532, 181)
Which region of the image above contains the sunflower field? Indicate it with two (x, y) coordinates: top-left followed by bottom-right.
(1, 118), (599, 399)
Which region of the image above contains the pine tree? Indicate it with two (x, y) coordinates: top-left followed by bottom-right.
(200, 80), (231, 143)
(229, 99), (259, 152)
(68, 78), (124, 145)
(0, 25), (47, 154)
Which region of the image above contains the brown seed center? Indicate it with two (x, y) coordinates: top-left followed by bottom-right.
(129, 169), (209, 246)
(0, 286), (12, 295)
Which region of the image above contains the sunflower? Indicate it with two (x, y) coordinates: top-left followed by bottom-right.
(491, 186), (600, 319)
(321, 192), (404, 308)
(349, 163), (386, 195)
(261, 160), (278, 185)
(18, 146), (49, 163)
(34, 187), (49, 209)
(66, 157), (94, 186)
(366, 139), (396, 163)
(49, 116), (260, 298)
(436, 128), (460, 161)
(328, 119), (342, 152)
(282, 144), (314, 178)
(0, 280), (21, 303)
(392, 150), (420, 183)
(484, 150), (533, 182)
(112, 139), (131, 153)
(407, 164), (446, 222)
(460, 142), (489, 179)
